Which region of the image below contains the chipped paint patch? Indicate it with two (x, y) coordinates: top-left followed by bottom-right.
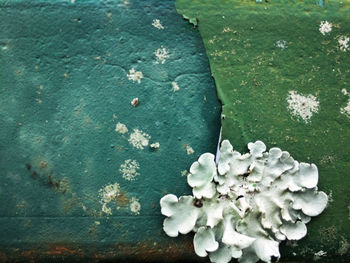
(128, 129), (150, 149)
(130, 197), (141, 215)
(319, 21), (332, 35)
(338, 35), (349, 52)
(155, 46), (169, 64)
(120, 159), (140, 181)
(276, 40), (287, 49)
(127, 68), (143, 83)
(99, 182), (120, 215)
(115, 122), (128, 134)
(172, 81), (180, 91)
(186, 145), (194, 155)
(287, 90), (319, 123)
(150, 142), (160, 149)
(152, 19), (164, 30)
(131, 97), (139, 107)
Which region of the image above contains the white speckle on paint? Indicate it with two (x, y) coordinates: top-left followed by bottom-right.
(181, 170), (189, 176)
(95, 221), (100, 225)
(71, 0), (75, 3)
(155, 46), (169, 64)
(276, 40), (288, 49)
(340, 88), (350, 118)
(172, 81), (180, 91)
(152, 19), (164, 30)
(338, 35), (349, 52)
(186, 145), (195, 155)
(222, 27), (232, 33)
(340, 100), (350, 118)
(287, 90), (319, 123)
(120, 159), (140, 181)
(131, 97), (139, 107)
(314, 250), (327, 260)
(127, 68), (143, 84)
(130, 197), (141, 215)
(319, 21), (332, 35)
(150, 142), (160, 149)
(99, 183), (120, 215)
(128, 129), (150, 149)
(115, 122), (128, 134)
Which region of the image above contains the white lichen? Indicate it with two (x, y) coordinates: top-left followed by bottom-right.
(130, 197), (141, 215)
(127, 68), (143, 83)
(128, 129), (151, 149)
(119, 159), (140, 181)
(172, 81), (180, 91)
(152, 19), (164, 30)
(276, 40), (288, 49)
(155, 46), (169, 64)
(338, 35), (349, 52)
(115, 122), (128, 134)
(287, 90), (319, 123)
(186, 145), (195, 155)
(319, 21), (332, 35)
(160, 140), (328, 263)
(99, 182), (120, 215)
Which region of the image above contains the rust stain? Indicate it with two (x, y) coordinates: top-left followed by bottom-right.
(115, 190), (129, 207)
(46, 245), (84, 256)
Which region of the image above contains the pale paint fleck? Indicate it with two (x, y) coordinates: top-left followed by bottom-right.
(130, 197), (141, 215)
(340, 100), (350, 118)
(152, 19), (164, 30)
(150, 142), (160, 149)
(314, 250), (327, 260)
(276, 40), (288, 49)
(172, 81), (180, 91)
(338, 35), (349, 52)
(319, 21), (332, 35)
(127, 68), (143, 83)
(340, 88), (350, 118)
(120, 159), (140, 181)
(131, 97), (139, 107)
(155, 46), (169, 64)
(115, 122), (128, 134)
(181, 170), (189, 176)
(128, 129), (150, 149)
(287, 90), (319, 123)
(186, 145), (195, 155)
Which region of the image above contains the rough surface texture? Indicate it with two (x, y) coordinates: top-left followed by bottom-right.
(0, 0), (220, 260)
(161, 140), (328, 263)
(175, 0), (350, 262)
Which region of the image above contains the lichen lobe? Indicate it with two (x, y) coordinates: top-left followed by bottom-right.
(160, 140), (328, 263)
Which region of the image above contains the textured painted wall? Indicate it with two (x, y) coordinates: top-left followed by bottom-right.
(176, 0), (350, 262)
(0, 0), (220, 261)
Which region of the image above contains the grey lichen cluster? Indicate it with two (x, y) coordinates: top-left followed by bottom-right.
(160, 140), (328, 263)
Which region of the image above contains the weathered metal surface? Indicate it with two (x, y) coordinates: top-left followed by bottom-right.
(0, 0), (220, 261)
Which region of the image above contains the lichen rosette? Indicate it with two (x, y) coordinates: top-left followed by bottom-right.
(160, 140), (328, 263)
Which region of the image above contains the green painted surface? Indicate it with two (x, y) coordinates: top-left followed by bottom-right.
(176, 0), (350, 261)
(0, 0), (220, 260)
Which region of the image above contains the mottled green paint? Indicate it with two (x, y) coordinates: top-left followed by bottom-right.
(0, 0), (220, 260)
(176, 0), (350, 261)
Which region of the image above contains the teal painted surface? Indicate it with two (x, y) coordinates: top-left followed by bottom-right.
(0, 0), (220, 260)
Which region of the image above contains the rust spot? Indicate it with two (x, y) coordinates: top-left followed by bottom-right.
(46, 245), (84, 256)
(115, 190), (129, 207)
